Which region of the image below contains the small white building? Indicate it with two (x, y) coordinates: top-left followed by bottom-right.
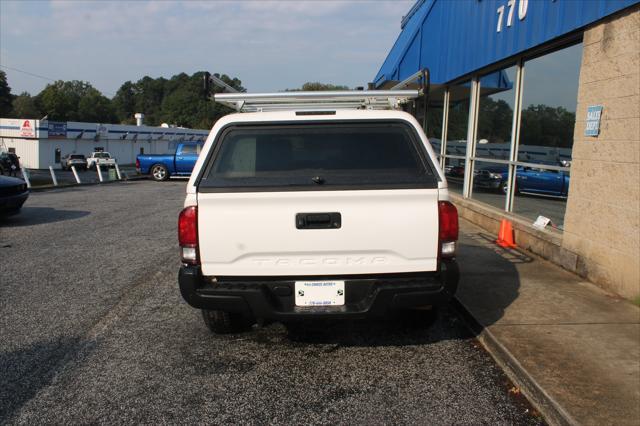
(0, 118), (210, 169)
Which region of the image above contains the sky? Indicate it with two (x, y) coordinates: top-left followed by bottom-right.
(0, 0), (414, 97)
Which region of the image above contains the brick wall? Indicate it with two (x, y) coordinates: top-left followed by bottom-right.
(563, 5), (640, 300)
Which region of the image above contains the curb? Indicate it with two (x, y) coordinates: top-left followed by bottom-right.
(28, 175), (149, 192)
(451, 297), (579, 426)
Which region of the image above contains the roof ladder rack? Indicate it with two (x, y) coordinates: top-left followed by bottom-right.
(213, 90), (421, 112)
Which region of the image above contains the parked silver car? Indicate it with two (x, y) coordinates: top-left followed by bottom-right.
(60, 154), (88, 171)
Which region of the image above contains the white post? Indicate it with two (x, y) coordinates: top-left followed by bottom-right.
(21, 168), (32, 188)
(49, 166), (58, 186)
(96, 163), (104, 182)
(71, 165), (81, 184)
(114, 163), (122, 180)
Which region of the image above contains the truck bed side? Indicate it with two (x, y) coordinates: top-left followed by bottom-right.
(137, 154), (176, 174)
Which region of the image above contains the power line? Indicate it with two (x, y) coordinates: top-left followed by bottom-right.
(0, 64), (116, 97)
(0, 64), (57, 82)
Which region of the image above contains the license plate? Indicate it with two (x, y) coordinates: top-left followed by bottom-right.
(295, 280), (345, 307)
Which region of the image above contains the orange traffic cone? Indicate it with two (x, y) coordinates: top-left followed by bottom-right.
(496, 219), (516, 248)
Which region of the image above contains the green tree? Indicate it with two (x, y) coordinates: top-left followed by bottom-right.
(213, 73), (245, 94)
(447, 100), (470, 141)
(132, 76), (167, 126)
(112, 71), (244, 129)
(36, 80), (115, 122)
(287, 82), (349, 91)
(477, 98), (513, 144)
(520, 105), (575, 148)
(112, 81), (137, 124)
(161, 72), (243, 128)
(0, 71), (14, 117)
(77, 88), (116, 123)
(160, 80), (201, 127)
(11, 92), (41, 118)
(37, 80), (82, 121)
(425, 106), (443, 139)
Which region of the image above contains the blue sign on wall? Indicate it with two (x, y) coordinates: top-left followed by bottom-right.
(585, 105), (603, 137)
(48, 121), (67, 139)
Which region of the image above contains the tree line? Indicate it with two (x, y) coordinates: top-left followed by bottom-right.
(0, 71), (355, 129)
(1, 70), (574, 147)
(0, 70), (245, 129)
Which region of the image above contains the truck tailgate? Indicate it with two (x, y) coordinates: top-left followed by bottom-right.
(197, 189), (439, 276)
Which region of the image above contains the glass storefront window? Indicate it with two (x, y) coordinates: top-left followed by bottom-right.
(518, 44), (582, 167)
(470, 159), (508, 211)
(513, 43), (581, 227)
(443, 81), (471, 194)
(444, 156), (464, 194)
(426, 92), (444, 166)
(475, 66), (516, 160)
(425, 43), (580, 231)
(425, 89), (445, 143)
(446, 81), (471, 143)
(513, 167), (570, 229)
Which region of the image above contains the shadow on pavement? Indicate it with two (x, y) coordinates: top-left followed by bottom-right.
(231, 231), (528, 348)
(1, 207), (90, 227)
(281, 308), (455, 347)
(455, 231), (531, 327)
(0, 337), (91, 423)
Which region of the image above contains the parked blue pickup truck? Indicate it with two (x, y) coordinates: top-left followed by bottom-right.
(136, 142), (203, 181)
(473, 164), (570, 197)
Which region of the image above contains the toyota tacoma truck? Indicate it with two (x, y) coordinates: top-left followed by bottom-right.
(178, 100), (459, 334)
(136, 142), (203, 181)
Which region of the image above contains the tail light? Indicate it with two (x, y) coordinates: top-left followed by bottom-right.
(178, 206), (198, 265)
(135, 158), (140, 169)
(438, 201), (459, 259)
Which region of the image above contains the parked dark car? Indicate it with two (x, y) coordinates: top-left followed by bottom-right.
(0, 175), (29, 216)
(444, 164), (465, 179)
(473, 165), (505, 192)
(473, 163), (570, 197)
(0, 152), (21, 176)
(61, 154), (88, 171)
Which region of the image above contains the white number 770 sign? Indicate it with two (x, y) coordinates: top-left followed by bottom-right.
(497, 0), (528, 32)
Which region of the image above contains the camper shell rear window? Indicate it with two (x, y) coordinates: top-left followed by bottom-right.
(197, 121), (438, 192)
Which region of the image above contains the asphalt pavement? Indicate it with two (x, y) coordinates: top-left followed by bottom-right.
(1, 181), (543, 424)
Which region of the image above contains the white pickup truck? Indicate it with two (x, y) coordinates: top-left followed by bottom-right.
(178, 93), (459, 333)
(86, 152), (116, 169)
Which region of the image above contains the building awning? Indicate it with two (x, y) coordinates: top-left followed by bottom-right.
(373, 0), (639, 90)
(373, 0), (432, 89)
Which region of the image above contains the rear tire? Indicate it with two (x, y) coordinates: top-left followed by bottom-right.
(201, 310), (252, 334)
(151, 164), (169, 181)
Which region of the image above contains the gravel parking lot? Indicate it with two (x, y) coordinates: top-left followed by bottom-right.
(0, 181), (543, 424)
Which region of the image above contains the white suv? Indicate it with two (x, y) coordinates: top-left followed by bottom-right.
(178, 106), (459, 333)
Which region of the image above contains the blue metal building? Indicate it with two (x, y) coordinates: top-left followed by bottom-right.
(374, 0), (639, 88)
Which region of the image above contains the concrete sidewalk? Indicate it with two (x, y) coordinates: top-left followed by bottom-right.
(456, 219), (640, 426)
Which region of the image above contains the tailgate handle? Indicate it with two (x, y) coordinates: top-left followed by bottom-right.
(296, 212), (341, 229)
